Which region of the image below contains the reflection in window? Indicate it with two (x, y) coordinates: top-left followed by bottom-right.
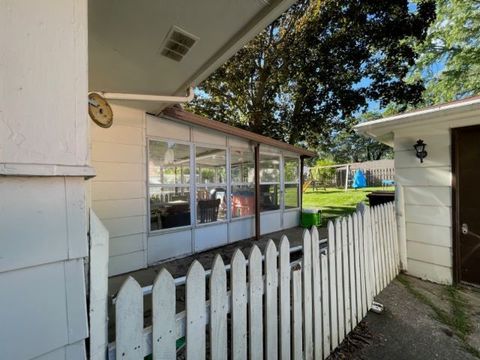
(284, 157), (300, 209)
(260, 154), (280, 211)
(231, 148), (255, 218)
(196, 146), (227, 222)
(148, 140), (191, 230)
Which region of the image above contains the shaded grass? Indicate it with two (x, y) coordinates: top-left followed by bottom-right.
(397, 274), (479, 358)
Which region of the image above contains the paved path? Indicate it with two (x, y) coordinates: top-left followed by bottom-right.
(353, 279), (478, 360)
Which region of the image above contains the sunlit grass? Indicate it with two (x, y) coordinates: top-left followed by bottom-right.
(302, 186), (394, 223)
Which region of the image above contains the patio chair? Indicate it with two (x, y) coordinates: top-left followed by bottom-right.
(198, 199), (220, 223)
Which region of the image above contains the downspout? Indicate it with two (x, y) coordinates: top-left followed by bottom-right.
(98, 86), (195, 103)
(255, 144), (261, 240)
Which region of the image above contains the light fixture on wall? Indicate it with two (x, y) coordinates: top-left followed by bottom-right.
(413, 139), (428, 163)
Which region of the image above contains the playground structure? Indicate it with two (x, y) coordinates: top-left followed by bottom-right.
(305, 159), (394, 192)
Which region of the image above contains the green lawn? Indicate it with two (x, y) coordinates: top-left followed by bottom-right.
(303, 187), (394, 224)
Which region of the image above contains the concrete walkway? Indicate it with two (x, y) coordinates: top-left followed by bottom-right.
(348, 277), (480, 360)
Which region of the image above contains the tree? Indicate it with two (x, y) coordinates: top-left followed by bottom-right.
(411, 0), (480, 103)
(325, 112), (394, 163)
(188, 0), (435, 152)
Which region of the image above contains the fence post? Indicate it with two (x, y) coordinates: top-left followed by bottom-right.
(89, 210), (109, 360)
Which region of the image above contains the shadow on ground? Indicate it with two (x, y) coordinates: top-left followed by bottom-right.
(336, 275), (480, 360)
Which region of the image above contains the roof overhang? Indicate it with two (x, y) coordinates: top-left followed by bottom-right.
(89, 0), (296, 113)
(162, 107), (316, 157)
(355, 95), (480, 147)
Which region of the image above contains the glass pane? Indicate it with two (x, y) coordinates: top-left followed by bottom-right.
(231, 148), (254, 183)
(284, 157), (299, 183)
(149, 140), (190, 185)
(284, 183), (299, 209)
(260, 184), (280, 212)
(196, 185), (227, 223)
(196, 146), (227, 184)
(150, 186), (190, 230)
(260, 154), (280, 183)
(231, 184), (255, 218)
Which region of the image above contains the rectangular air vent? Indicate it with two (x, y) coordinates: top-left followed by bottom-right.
(160, 26), (198, 62)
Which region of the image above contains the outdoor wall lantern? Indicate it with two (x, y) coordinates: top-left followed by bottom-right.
(413, 139), (428, 163)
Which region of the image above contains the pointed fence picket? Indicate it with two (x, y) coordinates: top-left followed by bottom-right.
(106, 202), (399, 360)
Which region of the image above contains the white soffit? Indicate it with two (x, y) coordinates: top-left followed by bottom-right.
(355, 96), (480, 145)
(89, 0), (295, 112)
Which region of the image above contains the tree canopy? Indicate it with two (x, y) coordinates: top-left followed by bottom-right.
(411, 0), (480, 103)
(188, 0), (435, 154)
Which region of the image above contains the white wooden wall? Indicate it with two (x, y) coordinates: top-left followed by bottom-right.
(394, 129), (452, 284)
(392, 111), (480, 284)
(106, 203), (399, 359)
(91, 104), (148, 276)
(0, 0), (90, 358)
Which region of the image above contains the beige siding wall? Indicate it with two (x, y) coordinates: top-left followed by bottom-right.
(394, 126), (453, 284)
(91, 104), (147, 276)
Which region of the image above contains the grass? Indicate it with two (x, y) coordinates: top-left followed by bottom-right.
(302, 186), (394, 223)
(397, 274), (479, 358)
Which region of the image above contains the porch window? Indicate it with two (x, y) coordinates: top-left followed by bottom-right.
(284, 156), (300, 209)
(260, 153), (281, 211)
(231, 148), (255, 218)
(196, 146), (227, 223)
(148, 140), (191, 231)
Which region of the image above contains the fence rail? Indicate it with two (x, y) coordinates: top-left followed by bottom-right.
(103, 202), (399, 359)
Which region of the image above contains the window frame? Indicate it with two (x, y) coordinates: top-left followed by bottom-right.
(147, 137), (193, 234)
(259, 151), (282, 213)
(230, 146), (255, 219)
(194, 142), (228, 225)
(283, 155), (301, 211)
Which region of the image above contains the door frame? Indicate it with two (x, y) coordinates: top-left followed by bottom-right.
(451, 127), (460, 284)
(451, 125), (480, 285)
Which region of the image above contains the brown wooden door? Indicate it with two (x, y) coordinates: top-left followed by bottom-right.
(453, 125), (480, 286)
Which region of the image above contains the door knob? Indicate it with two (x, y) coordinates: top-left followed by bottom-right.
(462, 223), (468, 235)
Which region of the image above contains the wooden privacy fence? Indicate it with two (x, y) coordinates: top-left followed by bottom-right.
(106, 202), (399, 360)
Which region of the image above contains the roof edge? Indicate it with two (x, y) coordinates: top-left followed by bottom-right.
(161, 107), (316, 157)
(355, 95), (480, 136)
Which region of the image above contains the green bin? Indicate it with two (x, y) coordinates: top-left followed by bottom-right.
(301, 208), (322, 228)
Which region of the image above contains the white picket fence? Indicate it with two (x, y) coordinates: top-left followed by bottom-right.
(105, 202), (399, 360)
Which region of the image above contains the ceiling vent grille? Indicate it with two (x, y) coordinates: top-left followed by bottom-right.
(160, 26), (198, 62)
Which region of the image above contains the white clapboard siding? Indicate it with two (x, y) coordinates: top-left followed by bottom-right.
(341, 218), (351, 334)
(327, 221), (338, 350)
(310, 227), (323, 360)
(186, 261), (206, 360)
(107, 202), (400, 360)
(152, 269), (176, 359)
(249, 246), (264, 360)
(231, 250), (247, 360)
(321, 253), (330, 360)
(292, 269), (303, 360)
(210, 255), (228, 360)
(302, 230), (314, 360)
(116, 277), (143, 360)
(279, 237), (291, 360)
(265, 240), (278, 360)
(335, 219), (345, 342)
